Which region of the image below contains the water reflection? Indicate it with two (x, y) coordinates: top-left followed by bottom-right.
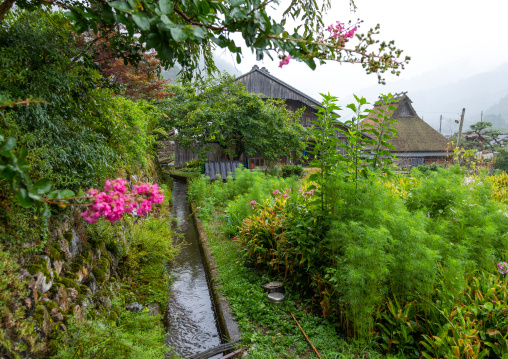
(166, 180), (222, 358)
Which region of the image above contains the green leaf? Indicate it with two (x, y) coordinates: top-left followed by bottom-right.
(132, 13), (151, 31)
(170, 26), (187, 42)
(33, 178), (52, 195)
(109, 0), (132, 12)
(159, 0), (173, 14)
(16, 188), (33, 208)
(64, 10), (81, 22)
(60, 189), (75, 198)
(146, 32), (161, 48)
(199, 0), (210, 14)
(160, 14), (174, 25)
(192, 26), (206, 39)
(1, 137), (16, 152)
(42, 205), (51, 220)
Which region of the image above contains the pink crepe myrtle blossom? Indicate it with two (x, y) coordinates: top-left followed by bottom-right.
(279, 55), (291, 68)
(272, 190), (280, 196)
(81, 178), (164, 224)
(249, 200), (259, 209)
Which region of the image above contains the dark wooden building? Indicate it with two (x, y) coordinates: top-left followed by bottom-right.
(172, 65), (347, 167)
(236, 65), (347, 166)
(363, 93), (451, 168)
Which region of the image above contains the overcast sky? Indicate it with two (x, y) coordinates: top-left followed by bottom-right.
(218, 0), (508, 103)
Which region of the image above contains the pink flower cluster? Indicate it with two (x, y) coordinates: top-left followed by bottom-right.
(300, 189), (315, 199)
(81, 178), (164, 224)
(327, 21), (357, 43)
(273, 189), (290, 199)
(250, 200), (259, 209)
(279, 54), (291, 68)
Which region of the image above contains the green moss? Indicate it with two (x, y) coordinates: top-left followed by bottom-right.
(34, 305), (45, 325)
(48, 243), (63, 261)
(63, 271), (78, 280)
(92, 267), (106, 285)
(78, 284), (90, 295)
(27, 264), (44, 276)
(69, 261), (82, 273)
(59, 277), (79, 291)
(63, 231), (73, 241)
(108, 311), (118, 321)
(43, 300), (58, 312)
(76, 295), (86, 305)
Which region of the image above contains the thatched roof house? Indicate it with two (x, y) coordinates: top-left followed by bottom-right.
(363, 93), (450, 167)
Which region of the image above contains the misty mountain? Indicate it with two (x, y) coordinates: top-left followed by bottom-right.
(350, 62), (508, 136)
(161, 53), (242, 82)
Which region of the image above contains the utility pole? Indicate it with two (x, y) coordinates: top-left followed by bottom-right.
(456, 108), (466, 148)
(481, 110), (483, 122)
(439, 115), (442, 134)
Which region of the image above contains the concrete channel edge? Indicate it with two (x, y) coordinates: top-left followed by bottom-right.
(190, 201), (242, 343)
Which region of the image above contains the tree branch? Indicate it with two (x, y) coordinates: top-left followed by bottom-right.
(0, 0), (15, 24)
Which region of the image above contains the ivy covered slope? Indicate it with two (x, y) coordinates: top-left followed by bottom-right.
(0, 10), (177, 358)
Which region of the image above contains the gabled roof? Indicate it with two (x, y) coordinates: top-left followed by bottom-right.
(363, 94), (450, 153)
(236, 65), (325, 111)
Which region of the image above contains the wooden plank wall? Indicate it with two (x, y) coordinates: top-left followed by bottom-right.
(204, 161), (242, 180)
(174, 142), (224, 167)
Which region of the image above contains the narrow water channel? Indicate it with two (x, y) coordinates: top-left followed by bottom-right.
(166, 180), (223, 358)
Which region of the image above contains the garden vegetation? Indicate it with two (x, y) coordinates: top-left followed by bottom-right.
(189, 95), (508, 358)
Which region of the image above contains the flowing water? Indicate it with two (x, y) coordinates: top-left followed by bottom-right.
(166, 180), (223, 358)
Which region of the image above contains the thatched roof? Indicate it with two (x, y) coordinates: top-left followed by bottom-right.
(363, 94), (450, 153)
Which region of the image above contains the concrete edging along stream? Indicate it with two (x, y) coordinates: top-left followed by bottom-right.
(189, 201), (242, 343)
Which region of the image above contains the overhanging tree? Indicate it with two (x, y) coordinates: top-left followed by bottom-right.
(162, 73), (307, 162)
(0, 0), (410, 82)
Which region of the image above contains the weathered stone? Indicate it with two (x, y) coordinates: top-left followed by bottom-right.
(28, 278), (38, 304)
(50, 308), (64, 322)
(107, 251), (118, 268)
(34, 272), (53, 294)
(76, 266), (88, 283)
(99, 296), (112, 310)
(53, 260), (64, 275)
(147, 303), (160, 316)
(23, 296), (33, 310)
(60, 238), (71, 260)
(73, 305), (84, 322)
(68, 229), (82, 258)
(18, 269), (32, 282)
(41, 305), (51, 335)
(55, 286), (70, 312)
(125, 302), (144, 312)
(83, 273), (97, 293)
(67, 287), (78, 301)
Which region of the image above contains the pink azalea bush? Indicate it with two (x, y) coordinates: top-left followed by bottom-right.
(81, 178), (164, 224)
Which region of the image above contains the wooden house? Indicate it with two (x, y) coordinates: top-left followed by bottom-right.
(237, 65), (347, 166)
(363, 93), (450, 168)
(173, 65), (347, 167)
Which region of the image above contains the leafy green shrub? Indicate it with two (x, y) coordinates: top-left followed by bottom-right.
(51, 311), (167, 358)
(281, 165), (303, 178)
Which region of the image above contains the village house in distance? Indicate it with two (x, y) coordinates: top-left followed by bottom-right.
(363, 93), (451, 168)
